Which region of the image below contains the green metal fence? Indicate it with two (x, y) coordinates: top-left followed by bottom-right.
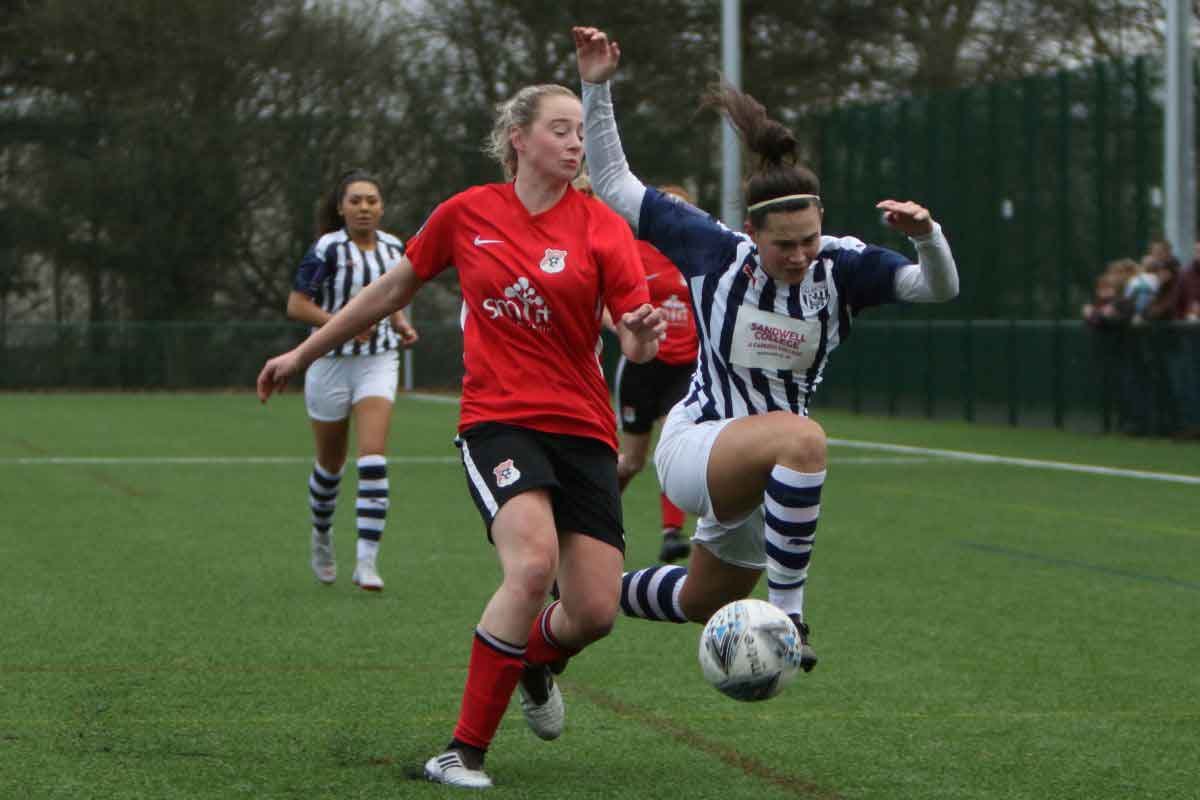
(809, 56), (1183, 322)
(3, 321), (1198, 438)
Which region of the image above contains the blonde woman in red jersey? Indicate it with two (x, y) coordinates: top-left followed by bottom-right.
(257, 84), (665, 790)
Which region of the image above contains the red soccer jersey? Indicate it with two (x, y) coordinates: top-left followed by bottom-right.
(406, 183), (649, 451)
(637, 240), (698, 366)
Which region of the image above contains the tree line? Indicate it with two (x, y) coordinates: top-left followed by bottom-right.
(0, 0), (1177, 324)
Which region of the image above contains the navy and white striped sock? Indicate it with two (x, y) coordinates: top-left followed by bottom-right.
(308, 462), (343, 539)
(356, 454), (388, 562)
(620, 566), (689, 623)
(765, 466), (825, 620)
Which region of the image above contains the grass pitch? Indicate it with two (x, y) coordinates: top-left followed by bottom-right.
(1, 392), (1197, 799)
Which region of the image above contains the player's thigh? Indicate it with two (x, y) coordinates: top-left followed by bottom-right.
(555, 531), (623, 626)
(310, 418), (350, 472)
(618, 429), (652, 469)
(490, 489), (560, 584)
(351, 395), (394, 456)
(706, 412), (826, 522)
(679, 539), (762, 622)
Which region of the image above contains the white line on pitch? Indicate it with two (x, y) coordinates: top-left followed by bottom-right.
(828, 438), (1200, 485)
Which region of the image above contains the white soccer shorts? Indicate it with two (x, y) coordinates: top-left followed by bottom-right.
(304, 351), (399, 422)
(654, 402), (768, 570)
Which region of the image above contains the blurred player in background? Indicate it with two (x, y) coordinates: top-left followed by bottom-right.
(575, 26), (960, 671)
(579, 173), (701, 562)
(286, 169), (418, 592)
(258, 85), (664, 789)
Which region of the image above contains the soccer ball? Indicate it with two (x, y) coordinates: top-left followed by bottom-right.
(698, 598), (804, 702)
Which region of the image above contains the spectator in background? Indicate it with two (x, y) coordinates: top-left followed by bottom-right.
(1147, 247), (1200, 440)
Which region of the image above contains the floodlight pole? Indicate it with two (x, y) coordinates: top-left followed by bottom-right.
(721, 0), (743, 230)
(1165, 0), (1195, 265)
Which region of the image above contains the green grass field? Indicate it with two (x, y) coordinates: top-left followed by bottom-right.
(2, 392), (1198, 799)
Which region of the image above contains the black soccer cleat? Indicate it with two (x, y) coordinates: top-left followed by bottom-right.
(658, 528), (691, 563)
(788, 614), (819, 673)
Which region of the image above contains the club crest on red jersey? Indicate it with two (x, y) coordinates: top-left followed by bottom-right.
(540, 248), (567, 274)
(493, 458), (521, 488)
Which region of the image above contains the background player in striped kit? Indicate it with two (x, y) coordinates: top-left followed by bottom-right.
(575, 26), (959, 670)
(287, 169), (418, 592)
(257, 86), (665, 789)
(577, 173), (699, 562)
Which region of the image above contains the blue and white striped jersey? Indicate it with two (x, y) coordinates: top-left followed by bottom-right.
(292, 229), (406, 357)
(637, 187), (908, 422)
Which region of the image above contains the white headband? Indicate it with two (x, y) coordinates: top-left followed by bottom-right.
(746, 193), (822, 213)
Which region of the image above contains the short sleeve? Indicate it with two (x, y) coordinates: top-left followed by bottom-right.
(292, 242), (331, 297)
(405, 197), (460, 281)
(636, 187), (742, 279)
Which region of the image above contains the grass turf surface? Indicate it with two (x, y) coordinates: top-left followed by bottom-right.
(1, 392), (1197, 799)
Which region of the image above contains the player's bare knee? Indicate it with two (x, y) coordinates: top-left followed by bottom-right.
(617, 455), (645, 481)
(776, 418), (827, 472)
(566, 599), (618, 644)
(505, 555), (558, 602)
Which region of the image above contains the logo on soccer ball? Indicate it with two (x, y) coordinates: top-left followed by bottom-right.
(493, 458), (521, 488)
(539, 248), (567, 274)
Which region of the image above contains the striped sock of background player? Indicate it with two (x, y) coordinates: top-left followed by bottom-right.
(764, 466), (825, 621)
(447, 628), (526, 767)
(619, 565), (689, 622)
(355, 454), (388, 564)
(309, 462), (342, 540)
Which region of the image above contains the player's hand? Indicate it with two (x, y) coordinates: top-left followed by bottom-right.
(621, 303), (667, 343)
(393, 317), (419, 346)
(256, 350), (303, 403)
(876, 199), (934, 237)
(573, 26), (620, 84)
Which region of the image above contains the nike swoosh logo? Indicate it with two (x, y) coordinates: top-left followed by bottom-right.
(474, 235), (503, 246)
(645, 272), (662, 281)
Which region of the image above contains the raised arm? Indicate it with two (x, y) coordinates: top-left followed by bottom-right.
(877, 199), (960, 303)
(574, 26), (647, 231)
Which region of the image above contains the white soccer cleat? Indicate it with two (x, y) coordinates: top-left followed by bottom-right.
(517, 665), (565, 740)
(310, 531), (336, 584)
(424, 750), (493, 789)
(351, 558), (383, 591)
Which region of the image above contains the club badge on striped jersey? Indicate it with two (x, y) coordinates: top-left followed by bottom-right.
(798, 263), (832, 315)
(493, 458), (521, 488)
(539, 248), (567, 274)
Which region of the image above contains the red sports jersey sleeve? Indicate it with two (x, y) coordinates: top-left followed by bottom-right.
(636, 240), (699, 366)
(405, 195), (461, 281)
(405, 184), (648, 451)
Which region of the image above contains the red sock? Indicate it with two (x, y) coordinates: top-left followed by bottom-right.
(451, 629), (525, 750)
(524, 601), (579, 666)
(660, 493), (685, 531)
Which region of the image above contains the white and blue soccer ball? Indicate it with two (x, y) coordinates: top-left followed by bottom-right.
(698, 598), (804, 702)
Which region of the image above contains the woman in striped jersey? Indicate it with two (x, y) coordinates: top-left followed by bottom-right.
(287, 169), (418, 592)
(574, 26), (960, 670)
